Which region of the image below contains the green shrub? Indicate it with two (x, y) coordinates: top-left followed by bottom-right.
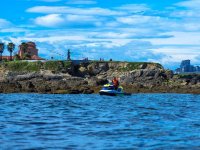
(178, 74), (194, 79)
(2, 61), (42, 72)
(44, 61), (61, 71)
(119, 62), (163, 71)
(24, 61), (43, 71)
(126, 62), (144, 70)
(44, 61), (71, 71)
(1, 60), (72, 72)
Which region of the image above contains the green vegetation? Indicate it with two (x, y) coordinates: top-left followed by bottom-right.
(89, 61), (163, 71)
(177, 74), (197, 79)
(7, 42), (15, 61)
(126, 62), (147, 70)
(0, 60), (163, 73)
(1, 61), (42, 72)
(90, 60), (121, 63)
(44, 61), (71, 71)
(121, 62), (163, 71)
(1, 60), (72, 72)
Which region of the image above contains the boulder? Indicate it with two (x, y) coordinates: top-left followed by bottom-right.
(143, 69), (157, 77)
(139, 63), (147, 69)
(43, 74), (63, 81)
(87, 62), (109, 75)
(19, 81), (35, 92)
(14, 73), (42, 81)
(96, 78), (108, 86)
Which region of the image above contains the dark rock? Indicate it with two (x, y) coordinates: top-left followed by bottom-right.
(190, 79), (197, 85)
(0, 82), (21, 93)
(19, 81), (35, 92)
(96, 78), (108, 86)
(87, 62), (109, 76)
(43, 75), (63, 81)
(139, 63), (147, 69)
(80, 87), (94, 94)
(123, 77), (134, 84)
(82, 89), (94, 94)
(70, 89), (81, 94)
(143, 69), (156, 77)
(133, 70), (143, 77)
(14, 73), (42, 81)
(0, 61), (199, 94)
(165, 70), (174, 79)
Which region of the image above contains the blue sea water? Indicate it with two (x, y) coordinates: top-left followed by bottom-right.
(0, 94), (200, 150)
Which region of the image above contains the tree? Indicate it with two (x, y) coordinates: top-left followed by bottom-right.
(7, 42), (15, 61)
(0, 43), (4, 61)
(21, 42), (31, 60)
(21, 42), (28, 53)
(14, 54), (20, 60)
(24, 53), (31, 60)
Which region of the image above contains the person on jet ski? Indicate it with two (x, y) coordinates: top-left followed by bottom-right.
(112, 77), (119, 90)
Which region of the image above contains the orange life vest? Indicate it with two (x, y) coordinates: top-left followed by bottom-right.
(112, 79), (119, 87)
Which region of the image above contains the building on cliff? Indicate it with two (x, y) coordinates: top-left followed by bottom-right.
(2, 42), (44, 61)
(175, 60), (200, 74)
(18, 42), (44, 60)
(2, 56), (13, 60)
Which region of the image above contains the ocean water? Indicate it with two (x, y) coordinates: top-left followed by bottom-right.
(0, 94), (200, 150)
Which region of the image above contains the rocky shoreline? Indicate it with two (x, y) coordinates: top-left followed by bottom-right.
(0, 61), (199, 94)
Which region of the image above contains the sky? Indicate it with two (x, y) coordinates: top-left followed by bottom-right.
(0, 0), (200, 69)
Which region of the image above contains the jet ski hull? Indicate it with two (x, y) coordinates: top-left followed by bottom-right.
(99, 91), (131, 96)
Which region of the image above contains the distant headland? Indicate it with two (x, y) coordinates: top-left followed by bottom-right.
(0, 60), (199, 94)
(0, 41), (199, 94)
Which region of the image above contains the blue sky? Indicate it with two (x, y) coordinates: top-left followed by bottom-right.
(1, 0), (200, 69)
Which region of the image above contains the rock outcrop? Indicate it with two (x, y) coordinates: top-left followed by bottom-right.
(0, 61), (199, 94)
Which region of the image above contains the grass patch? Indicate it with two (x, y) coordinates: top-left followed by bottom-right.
(44, 61), (71, 71)
(120, 62), (163, 71)
(2, 61), (42, 72)
(89, 61), (163, 71)
(1, 60), (72, 72)
(177, 74), (196, 79)
(126, 62), (145, 70)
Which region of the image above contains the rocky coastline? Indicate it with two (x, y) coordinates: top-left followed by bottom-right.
(0, 61), (199, 94)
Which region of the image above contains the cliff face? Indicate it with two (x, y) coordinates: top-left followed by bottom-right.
(0, 61), (199, 94)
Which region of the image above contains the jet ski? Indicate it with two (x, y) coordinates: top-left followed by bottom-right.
(99, 83), (131, 96)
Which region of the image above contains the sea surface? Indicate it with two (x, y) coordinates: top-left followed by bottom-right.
(0, 94), (200, 150)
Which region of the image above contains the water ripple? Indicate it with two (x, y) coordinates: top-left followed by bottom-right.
(0, 93), (200, 149)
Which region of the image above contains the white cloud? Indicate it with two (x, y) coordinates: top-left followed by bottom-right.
(34, 14), (101, 27)
(40, 0), (61, 2)
(3, 2), (200, 69)
(172, 0), (200, 18)
(151, 47), (200, 68)
(175, 0), (200, 9)
(27, 6), (123, 16)
(34, 14), (65, 27)
(67, 0), (96, 5)
(116, 15), (159, 25)
(171, 10), (200, 18)
(0, 19), (11, 28)
(148, 32), (200, 45)
(115, 15), (180, 32)
(35, 0), (96, 4)
(26, 0), (62, 2)
(0, 28), (27, 33)
(116, 4), (150, 13)
(65, 14), (98, 22)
